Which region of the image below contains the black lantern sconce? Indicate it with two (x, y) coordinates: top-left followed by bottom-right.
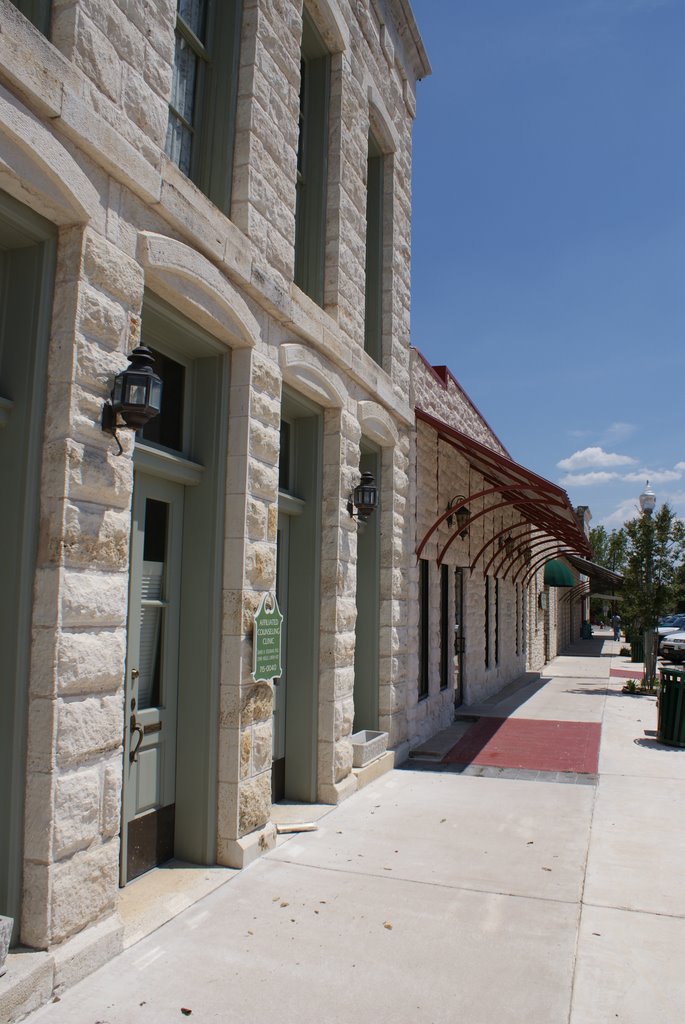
(446, 495), (470, 537)
(347, 471), (378, 522)
(499, 534), (515, 557)
(102, 346), (163, 456)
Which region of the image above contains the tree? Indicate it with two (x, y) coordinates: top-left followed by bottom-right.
(589, 510), (685, 637)
(620, 504), (685, 636)
(589, 524), (629, 573)
(588, 525), (628, 622)
(671, 559), (685, 613)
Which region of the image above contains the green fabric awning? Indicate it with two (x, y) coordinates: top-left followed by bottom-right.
(544, 559), (575, 587)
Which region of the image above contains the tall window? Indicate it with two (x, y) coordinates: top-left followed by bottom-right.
(418, 559), (429, 699)
(440, 563), (449, 690)
(294, 11), (330, 304)
(495, 578), (500, 665)
(10, 0), (51, 34)
(166, 0), (242, 214)
(364, 132), (384, 364)
(484, 576), (491, 668)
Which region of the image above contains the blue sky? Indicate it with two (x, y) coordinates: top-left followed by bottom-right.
(409, 0), (685, 530)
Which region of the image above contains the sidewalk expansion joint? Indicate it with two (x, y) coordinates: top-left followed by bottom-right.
(265, 855), (581, 907)
(399, 761), (598, 785)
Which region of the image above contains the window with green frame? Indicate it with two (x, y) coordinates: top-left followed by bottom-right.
(440, 563), (449, 690)
(484, 575), (491, 668)
(495, 577), (500, 665)
(364, 132), (384, 364)
(165, 0), (242, 215)
(418, 559), (429, 699)
(10, 0), (51, 35)
(294, 11), (330, 305)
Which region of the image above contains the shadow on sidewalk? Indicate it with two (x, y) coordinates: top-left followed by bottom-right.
(561, 636), (614, 658)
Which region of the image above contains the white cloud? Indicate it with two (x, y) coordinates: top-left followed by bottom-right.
(675, 462), (685, 472)
(596, 488), (685, 530)
(599, 499), (641, 530)
(560, 471), (621, 486)
(661, 491), (685, 521)
(622, 469), (683, 484)
(601, 421), (636, 445)
(557, 447), (637, 471)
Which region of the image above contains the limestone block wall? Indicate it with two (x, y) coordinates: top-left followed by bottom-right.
(378, 432), (411, 749)
(217, 349), (282, 866)
(526, 572), (548, 672)
(317, 406), (360, 803)
(23, 226), (142, 949)
(408, 352), (531, 744)
(412, 354), (508, 455)
(1, 0), (427, 962)
(232, 0), (301, 282)
(524, 568), (581, 674)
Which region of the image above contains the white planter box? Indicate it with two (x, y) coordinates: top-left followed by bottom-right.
(351, 730), (388, 768)
(0, 916), (12, 977)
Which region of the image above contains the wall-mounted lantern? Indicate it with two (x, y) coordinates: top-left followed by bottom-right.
(347, 471), (378, 522)
(102, 346), (163, 455)
(499, 533), (515, 556)
(446, 495), (470, 537)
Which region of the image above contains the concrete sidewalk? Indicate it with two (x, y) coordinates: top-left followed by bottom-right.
(19, 634), (685, 1024)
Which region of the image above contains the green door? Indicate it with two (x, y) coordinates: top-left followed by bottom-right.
(272, 512), (290, 801)
(0, 194), (55, 943)
(121, 472), (184, 883)
(353, 446), (380, 731)
(454, 568), (465, 707)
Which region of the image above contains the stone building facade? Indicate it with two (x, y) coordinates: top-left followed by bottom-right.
(0, 0), (430, 1009)
(407, 352), (588, 745)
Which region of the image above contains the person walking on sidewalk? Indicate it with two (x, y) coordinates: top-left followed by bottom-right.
(611, 613), (622, 641)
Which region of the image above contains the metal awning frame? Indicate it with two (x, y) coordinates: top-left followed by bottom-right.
(481, 525), (544, 576)
(518, 545), (574, 587)
(563, 553), (624, 591)
(560, 581), (590, 605)
(416, 409), (591, 569)
(490, 529), (556, 580)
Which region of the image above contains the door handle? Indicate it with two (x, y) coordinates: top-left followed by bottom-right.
(129, 712), (144, 763)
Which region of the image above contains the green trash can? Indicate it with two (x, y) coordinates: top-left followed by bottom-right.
(630, 639), (644, 663)
(658, 667), (685, 748)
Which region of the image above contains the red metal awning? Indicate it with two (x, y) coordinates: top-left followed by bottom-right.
(416, 408), (592, 568)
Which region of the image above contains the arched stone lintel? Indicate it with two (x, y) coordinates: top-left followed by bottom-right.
(366, 82), (400, 154)
(358, 401), (399, 447)
(307, 0), (349, 53)
(0, 84), (99, 224)
(279, 343), (346, 408)
(138, 231), (260, 349)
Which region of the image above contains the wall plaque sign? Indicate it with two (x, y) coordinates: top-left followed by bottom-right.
(252, 591), (283, 682)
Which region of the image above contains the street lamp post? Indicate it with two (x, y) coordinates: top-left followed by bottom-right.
(639, 481), (657, 688)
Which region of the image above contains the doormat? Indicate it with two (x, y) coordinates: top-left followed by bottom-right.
(610, 667), (643, 679)
(442, 717), (601, 774)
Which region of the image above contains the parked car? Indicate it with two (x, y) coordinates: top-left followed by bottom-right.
(660, 630), (685, 664)
(657, 614), (685, 650)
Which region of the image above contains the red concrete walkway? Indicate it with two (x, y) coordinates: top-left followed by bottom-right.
(442, 717), (601, 774)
